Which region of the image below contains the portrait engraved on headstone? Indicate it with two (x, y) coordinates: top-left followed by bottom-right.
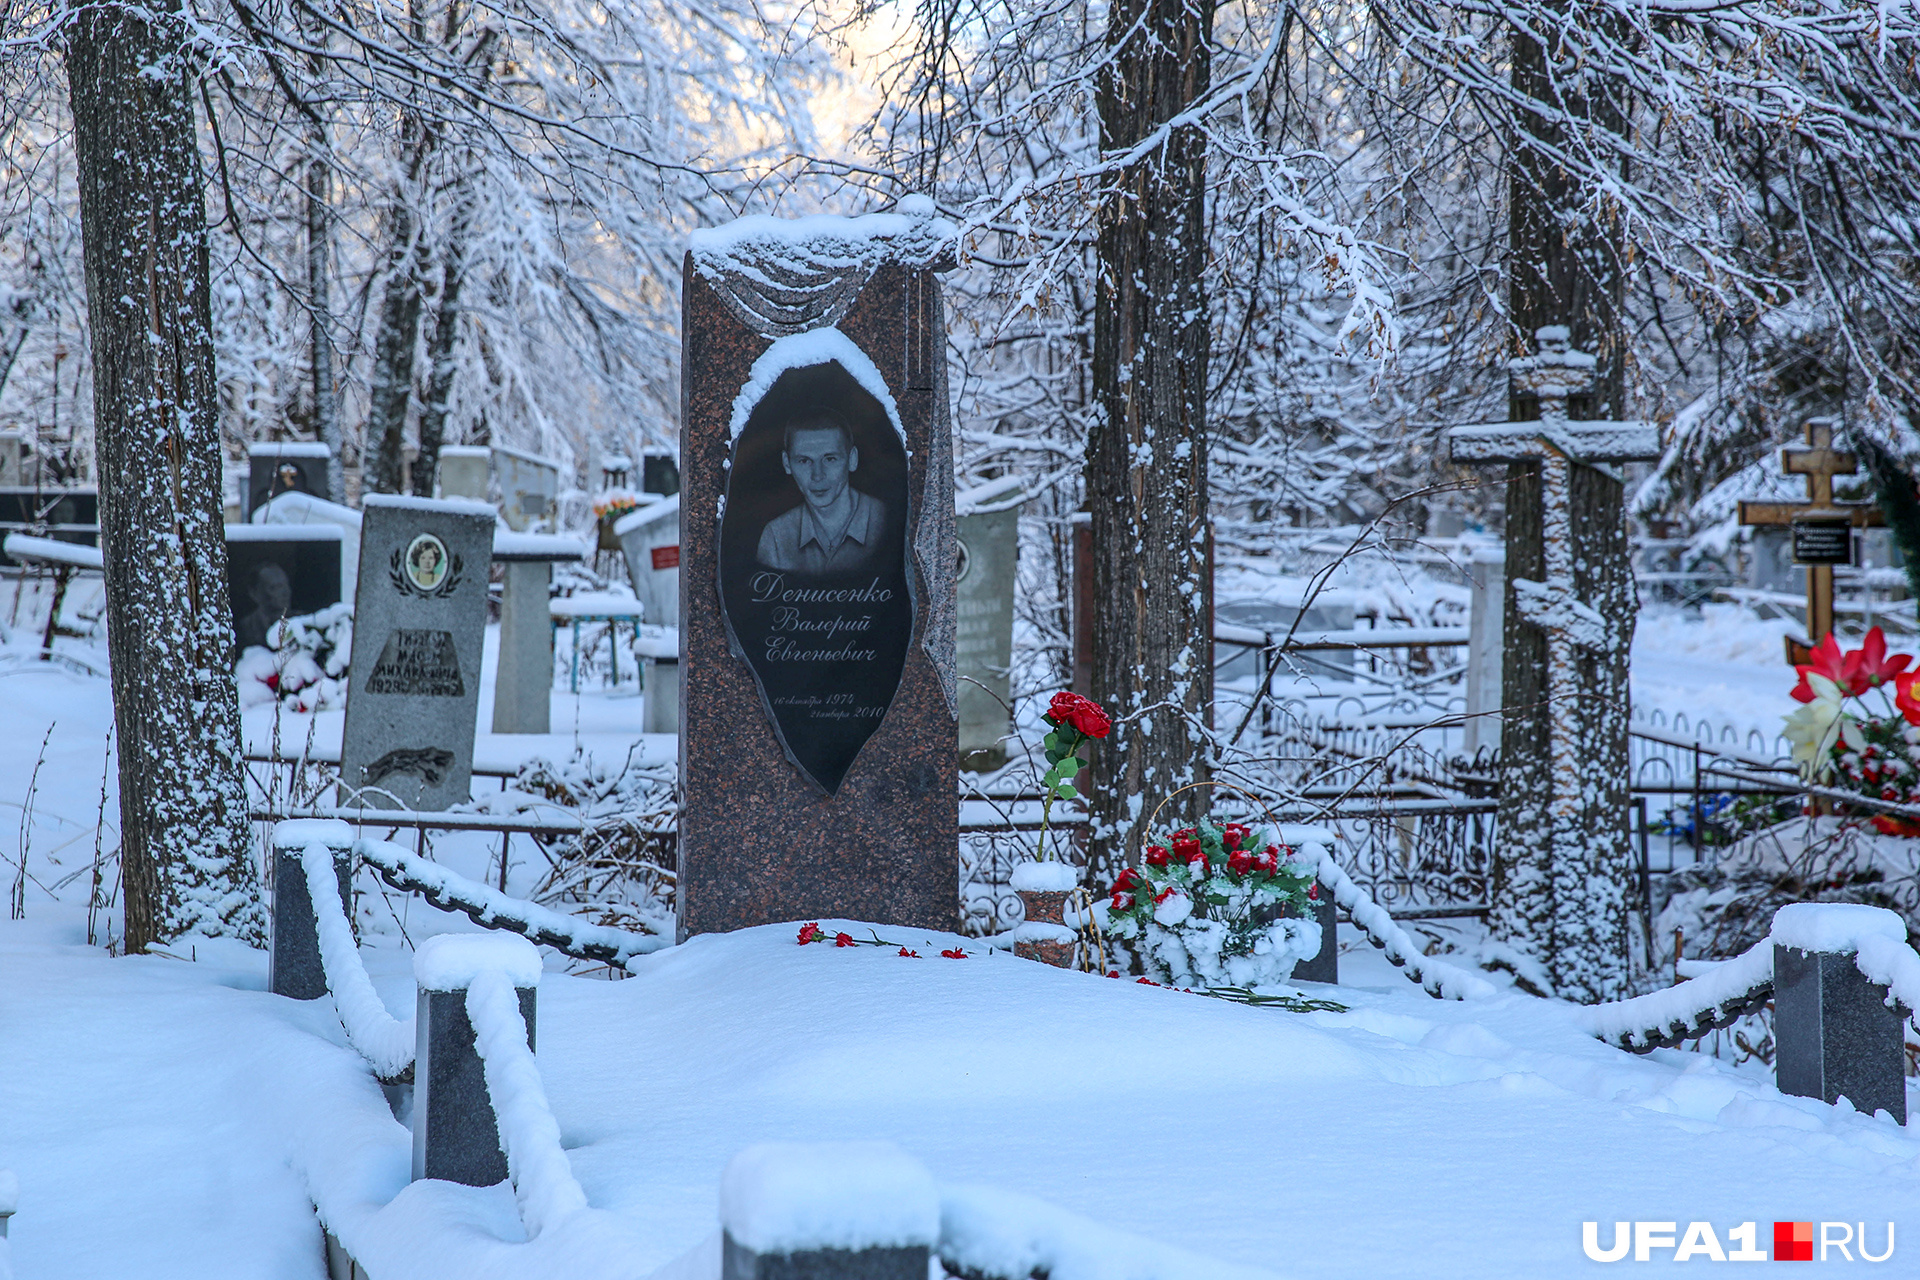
(718, 345), (913, 795)
(339, 496), (494, 811)
(224, 526), (343, 651)
(245, 442), (333, 519)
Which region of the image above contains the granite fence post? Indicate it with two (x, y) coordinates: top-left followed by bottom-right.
(269, 819), (357, 1001)
(1290, 887), (1338, 985)
(720, 1142), (937, 1280)
(411, 934), (541, 1185)
(1774, 942), (1908, 1124)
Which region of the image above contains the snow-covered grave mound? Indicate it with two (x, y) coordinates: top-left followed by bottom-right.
(0, 911), (1915, 1278)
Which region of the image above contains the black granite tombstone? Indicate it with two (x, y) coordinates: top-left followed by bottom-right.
(225, 526), (343, 650)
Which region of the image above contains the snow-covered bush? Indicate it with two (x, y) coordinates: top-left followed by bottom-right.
(235, 603), (352, 712)
(1102, 820), (1322, 987)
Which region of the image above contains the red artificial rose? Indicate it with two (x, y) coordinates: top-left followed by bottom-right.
(798, 922), (823, 945)
(1184, 848), (1210, 874)
(1145, 845), (1170, 867)
(265, 673), (280, 691)
(1254, 852), (1277, 875)
(1113, 867), (1142, 893)
(1171, 834), (1202, 861)
(1227, 850), (1254, 876)
(1110, 891), (1134, 911)
(941, 948), (968, 959)
(1069, 700), (1112, 739)
(1222, 824), (1246, 851)
(1154, 885), (1178, 903)
(1046, 690), (1087, 725)
(835, 932), (854, 947)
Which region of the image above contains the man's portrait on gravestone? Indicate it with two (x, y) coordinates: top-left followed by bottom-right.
(405, 533), (449, 591)
(224, 536), (342, 653)
(753, 409), (888, 577)
(718, 358), (914, 793)
(236, 562), (293, 650)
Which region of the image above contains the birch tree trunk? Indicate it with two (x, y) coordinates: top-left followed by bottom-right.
(1493, 8), (1634, 1001)
(67, 4), (266, 950)
(411, 184), (474, 497)
(1085, 0), (1215, 879)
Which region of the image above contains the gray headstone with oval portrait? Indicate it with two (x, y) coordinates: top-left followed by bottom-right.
(339, 496), (496, 810)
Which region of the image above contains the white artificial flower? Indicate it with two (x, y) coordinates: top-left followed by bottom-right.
(1784, 673), (1847, 779)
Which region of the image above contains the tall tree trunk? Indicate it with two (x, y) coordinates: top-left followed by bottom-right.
(306, 142), (344, 504)
(1085, 0), (1215, 880)
(1493, 8), (1633, 1001)
(363, 210), (426, 496)
(411, 182), (474, 497)
(67, 4), (265, 951)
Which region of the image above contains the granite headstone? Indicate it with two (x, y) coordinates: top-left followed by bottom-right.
(225, 525), (343, 650)
(491, 533), (585, 734)
(491, 445), (560, 532)
(615, 495), (680, 629)
(0, 429), (25, 486)
(245, 442), (333, 519)
(339, 496), (494, 810)
(679, 204), (958, 938)
(955, 507), (1018, 771)
(438, 445), (492, 502)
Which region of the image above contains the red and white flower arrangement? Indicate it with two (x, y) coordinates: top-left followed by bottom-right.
(1102, 817), (1321, 986)
(1784, 626), (1920, 836)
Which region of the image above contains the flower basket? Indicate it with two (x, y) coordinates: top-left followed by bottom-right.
(1103, 781), (1322, 988)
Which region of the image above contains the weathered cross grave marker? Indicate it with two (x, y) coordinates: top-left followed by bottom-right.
(224, 524), (342, 650)
(339, 496), (495, 810)
(1737, 416), (1883, 656)
(678, 205), (958, 938)
(1449, 327), (1660, 1002)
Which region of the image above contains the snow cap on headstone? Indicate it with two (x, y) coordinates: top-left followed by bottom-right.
(720, 1141), (939, 1254)
(270, 818), (354, 851)
(413, 932), (544, 991)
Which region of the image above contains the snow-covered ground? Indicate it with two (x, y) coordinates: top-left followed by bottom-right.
(0, 594), (1912, 1276)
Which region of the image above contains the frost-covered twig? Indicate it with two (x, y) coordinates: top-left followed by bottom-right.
(301, 843), (415, 1080)
(465, 969), (589, 1237)
(356, 839), (667, 966)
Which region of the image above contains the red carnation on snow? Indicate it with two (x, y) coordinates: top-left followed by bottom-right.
(941, 948), (968, 959)
(797, 922), (824, 945)
(834, 932), (855, 948)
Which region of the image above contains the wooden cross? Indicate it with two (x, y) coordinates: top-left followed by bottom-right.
(1736, 417), (1882, 654)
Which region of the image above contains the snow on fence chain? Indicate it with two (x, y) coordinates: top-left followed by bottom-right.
(1300, 838), (1499, 1000)
(354, 838), (668, 966)
(300, 841), (416, 1080)
(465, 968), (591, 1237)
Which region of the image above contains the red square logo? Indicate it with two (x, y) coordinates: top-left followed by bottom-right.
(1774, 1221), (1813, 1261)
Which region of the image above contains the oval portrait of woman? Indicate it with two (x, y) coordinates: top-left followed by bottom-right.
(719, 357), (913, 795)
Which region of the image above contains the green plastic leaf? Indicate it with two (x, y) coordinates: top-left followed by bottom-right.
(1056, 781), (1079, 799)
